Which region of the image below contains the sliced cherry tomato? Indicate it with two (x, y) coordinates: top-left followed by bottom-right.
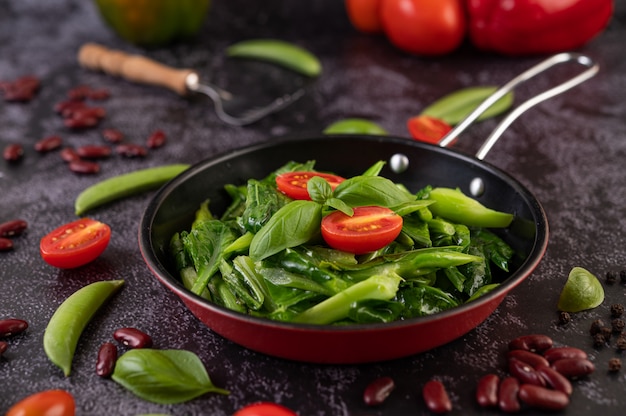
(276, 171), (346, 200)
(407, 115), (453, 144)
(321, 206), (403, 254)
(6, 389), (75, 416)
(40, 218), (111, 269)
(234, 402), (297, 416)
(345, 0), (384, 33)
(380, 0), (466, 56)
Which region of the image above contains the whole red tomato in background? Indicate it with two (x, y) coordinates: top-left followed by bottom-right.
(379, 0), (466, 55)
(345, 0), (383, 33)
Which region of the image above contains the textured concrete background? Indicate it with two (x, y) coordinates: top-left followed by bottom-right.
(1, 1), (626, 414)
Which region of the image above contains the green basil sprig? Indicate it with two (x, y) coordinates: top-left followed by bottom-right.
(112, 349), (229, 404)
(421, 86), (514, 126)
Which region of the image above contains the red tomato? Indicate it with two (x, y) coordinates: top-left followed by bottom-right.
(380, 0), (466, 55)
(40, 218), (111, 269)
(321, 206), (403, 254)
(6, 389), (75, 416)
(276, 171), (346, 200)
(345, 0), (384, 33)
(407, 115), (453, 144)
(234, 402), (297, 416)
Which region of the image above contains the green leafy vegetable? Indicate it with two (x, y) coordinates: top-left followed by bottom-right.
(112, 349), (229, 404)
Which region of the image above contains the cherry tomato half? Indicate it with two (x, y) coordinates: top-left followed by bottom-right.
(40, 218), (111, 269)
(407, 115), (453, 144)
(345, 0), (384, 33)
(276, 171), (346, 200)
(321, 206), (403, 254)
(233, 402), (297, 416)
(380, 0), (466, 56)
(6, 389), (75, 416)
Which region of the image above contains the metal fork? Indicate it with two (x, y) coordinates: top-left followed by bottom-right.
(78, 43), (305, 126)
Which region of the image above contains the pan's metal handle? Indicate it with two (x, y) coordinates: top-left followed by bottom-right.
(438, 52), (599, 160)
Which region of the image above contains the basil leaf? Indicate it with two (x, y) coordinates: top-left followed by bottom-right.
(361, 160), (386, 176)
(325, 197), (353, 216)
(333, 176), (415, 208)
(307, 175), (333, 204)
(249, 200), (322, 261)
(112, 349), (229, 404)
(421, 86), (514, 126)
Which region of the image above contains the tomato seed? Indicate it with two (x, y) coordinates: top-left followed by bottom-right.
(96, 342), (118, 377)
(0, 237), (14, 251)
(475, 374), (499, 408)
(34, 135), (62, 153)
(69, 159), (100, 174)
(113, 327), (152, 348)
(0, 318), (28, 337)
(422, 380), (452, 414)
(3, 143), (24, 162)
(363, 376), (395, 406)
(0, 219), (27, 237)
(518, 384), (569, 411)
(146, 129), (166, 149)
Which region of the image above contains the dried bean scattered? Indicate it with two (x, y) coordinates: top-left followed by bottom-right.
(64, 115), (99, 129)
(68, 85), (92, 101)
(116, 143), (147, 158)
(1, 75), (40, 102)
(102, 128), (124, 143)
(518, 384), (569, 411)
(363, 376), (395, 406)
(507, 349), (549, 369)
(96, 341), (118, 378)
(60, 147), (81, 163)
(608, 358), (621, 372)
(34, 135), (62, 153)
(551, 358), (595, 378)
(0, 341), (7, 357)
(508, 357), (546, 387)
(55, 100), (86, 116)
(508, 334), (553, 353)
(497, 377), (520, 413)
(0, 219), (27, 237)
(535, 364), (573, 396)
(146, 129), (166, 149)
(113, 327), (153, 348)
(3, 143), (24, 162)
(76, 145), (111, 159)
(0, 237), (13, 251)
(422, 380), (452, 414)
(88, 88), (110, 100)
(543, 346), (588, 363)
(0, 318), (28, 337)
(475, 374), (499, 408)
(69, 159), (100, 174)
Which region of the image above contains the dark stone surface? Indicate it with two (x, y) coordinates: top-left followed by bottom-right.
(1, 1), (625, 414)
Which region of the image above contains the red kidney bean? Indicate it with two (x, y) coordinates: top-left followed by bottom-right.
(3, 143), (24, 162)
(363, 376), (395, 406)
(422, 380), (452, 414)
(507, 349), (549, 369)
(34, 135), (62, 153)
(0, 341), (7, 356)
(71, 106), (106, 120)
(508, 357), (546, 387)
(518, 384), (569, 411)
(89, 88), (110, 101)
(2, 76), (39, 102)
(0, 219), (27, 237)
(69, 159), (100, 174)
(60, 147), (81, 163)
(543, 346), (588, 363)
(551, 358), (595, 378)
(96, 342), (118, 378)
(101, 128), (124, 143)
(55, 99), (86, 115)
(76, 145), (111, 159)
(146, 129), (166, 149)
(64, 115), (99, 129)
(0, 237), (13, 251)
(508, 334), (553, 353)
(0, 318), (28, 337)
(67, 85), (91, 101)
(113, 327), (153, 348)
(475, 374), (499, 408)
(116, 143), (147, 158)
(498, 377), (520, 413)
(536, 364), (573, 395)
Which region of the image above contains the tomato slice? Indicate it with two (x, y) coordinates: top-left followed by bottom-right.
(276, 171), (346, 200)
(233, 402), (297, 416)
(6, 389), (75, 416)
(321, 206), (403, 254)
(407, 115), (453, 144)
(40, 218), (111, 269)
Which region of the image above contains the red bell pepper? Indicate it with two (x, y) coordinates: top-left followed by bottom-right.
(467, 0), (614, 55)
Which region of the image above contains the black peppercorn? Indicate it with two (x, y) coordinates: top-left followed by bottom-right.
(606, 271), (618, 284)
(612, 318), (625, 334)
(590, 319), (605, 335)
(620, 270), (626, 284)
(616, 335), (626, 351)
(608, 358), (622, 372)
(558, 311), (571, 325)
(611, 303), (625, 318)
(593, 333), (607, 348)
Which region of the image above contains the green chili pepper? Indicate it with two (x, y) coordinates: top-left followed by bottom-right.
(43, 280), (124, 376)
(227, 39), (322, 77)
(75, 164), (190, 216)
(323, 118), (388, 135)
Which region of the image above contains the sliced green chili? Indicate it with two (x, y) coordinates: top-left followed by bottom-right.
(75, 164), (190, 216)
(227, 39), (322, 77)
(43, 279), (124, 376)
(323, 118), (388, 135)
